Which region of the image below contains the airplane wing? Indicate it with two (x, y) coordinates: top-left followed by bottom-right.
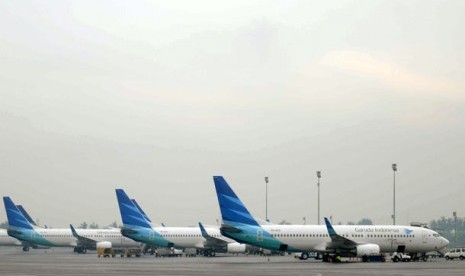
(199, 222), (228, 247)
(324, 217), (357, 250)
(70, 224), (96, 248)
(321, 217), (382, 257)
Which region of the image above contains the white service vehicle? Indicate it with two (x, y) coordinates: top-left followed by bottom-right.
(391, 252), (412, 262)
(445, 248), (465, 260)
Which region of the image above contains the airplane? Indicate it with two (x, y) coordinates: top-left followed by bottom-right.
(0, 205), (50, 250)
(116, 189), (246, 256)
(2, 196), (142, 253)
(213, 176), (449, 261)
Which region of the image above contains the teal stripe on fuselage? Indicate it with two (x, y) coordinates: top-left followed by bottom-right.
(222, 221), (298, 252)
(122, 225), (175, 248)
(8, 227), (55, 247)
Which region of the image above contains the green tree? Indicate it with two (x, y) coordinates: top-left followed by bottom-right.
(0, 221), (8, 229)
(357, 218), (373, 225)
(89, 222), (99, 229)
(79, 222), (88, 229)
(430, 216), (465, 247)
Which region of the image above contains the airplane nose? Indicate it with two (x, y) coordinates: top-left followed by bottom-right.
(442, 237), (450, 247)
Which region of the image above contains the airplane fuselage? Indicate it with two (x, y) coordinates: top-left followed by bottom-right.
(222, 224), (449, 254)
(7, 227), (140, 248)
(122, 225), (235, 249)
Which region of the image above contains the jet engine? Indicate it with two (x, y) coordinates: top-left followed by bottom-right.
(96, 241), (112, 250)
(355, 244), (380, 257)
(226, 243), (246, 253)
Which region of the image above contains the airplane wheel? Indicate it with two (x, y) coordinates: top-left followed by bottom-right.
(300, 252), (309, 260)
(22, 246), (30, 252)
(82, 248), (87, 254)
(460, 256), (464, 260)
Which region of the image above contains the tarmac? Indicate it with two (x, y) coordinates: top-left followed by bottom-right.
(1, 247), (464, 276)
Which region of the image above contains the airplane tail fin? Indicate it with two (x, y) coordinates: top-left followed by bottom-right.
(131, 199), (152, 223)
(115, 189), (152, 228)
(3, 197), (34, 230)
(213, 176), (259, 226)
(16, 205), (37, 226)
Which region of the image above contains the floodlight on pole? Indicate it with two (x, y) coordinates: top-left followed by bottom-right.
(392, 163), (397, 225)
(453, 211), (457, 248)
(317, 171), (321, 225)
(265, 176), (269, 222)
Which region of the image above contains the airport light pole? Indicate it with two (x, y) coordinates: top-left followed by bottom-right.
(453, 211), (457, 248)
(265, 176), (269, 222)
(392, 164), (397, 225)
(317, 171), (321, 225)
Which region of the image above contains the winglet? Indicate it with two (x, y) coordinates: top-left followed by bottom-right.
(324, 217), (337, 237)
(198, 222), (209, 238)
(3, 197), (34, 230)
(70, 224), (80, 238)
(115, 189), (152, 228)
(213, 176), (259, 226)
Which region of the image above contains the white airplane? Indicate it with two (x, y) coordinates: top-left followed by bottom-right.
(3, 196), (141, 253)
(213, 176), (449, 261)
(0, 204), (52, 250)
(116, 189), (246, 256)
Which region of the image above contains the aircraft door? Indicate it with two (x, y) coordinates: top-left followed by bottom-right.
(257, 230), (263, 242)
(422, 231), (428, 244)
(149, 231), (155, 242)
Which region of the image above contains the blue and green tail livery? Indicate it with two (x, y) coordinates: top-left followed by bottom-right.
(115, 189), (174, 248)
(213, 176), (291, 252)
(3, 197), (34, 230)
(131, 199), (152, 223)
(3, 196), (54, 247)
(116, 189), (151, 228)
(213, 176), (259, 227)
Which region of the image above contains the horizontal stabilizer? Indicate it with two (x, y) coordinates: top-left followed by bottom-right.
(220, 224), (243, 233)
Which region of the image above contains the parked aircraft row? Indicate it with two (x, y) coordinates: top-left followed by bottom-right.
(1, 176), (449, 261)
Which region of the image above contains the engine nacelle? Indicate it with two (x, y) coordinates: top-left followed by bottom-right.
(226, 243), (246, 253)
(355, 244), (380, 257)
(96, 241), (112, 250)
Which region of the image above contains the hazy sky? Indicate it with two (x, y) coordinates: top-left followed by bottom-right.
(1, 1), (464, 228)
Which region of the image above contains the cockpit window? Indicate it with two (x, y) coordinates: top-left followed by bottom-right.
(433, 234), (440, 237)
